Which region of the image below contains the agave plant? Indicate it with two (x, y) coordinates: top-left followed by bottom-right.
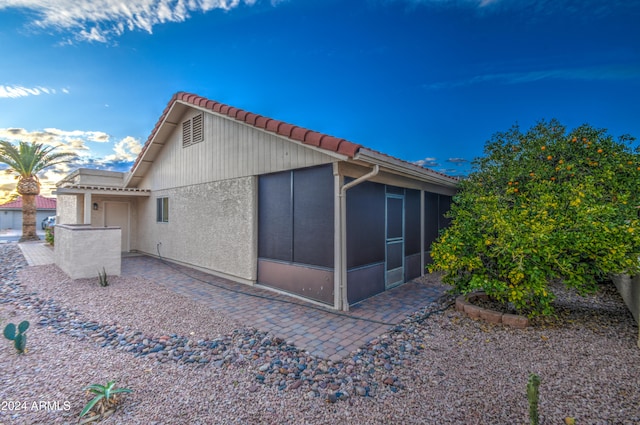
(79, 380), (132, 423)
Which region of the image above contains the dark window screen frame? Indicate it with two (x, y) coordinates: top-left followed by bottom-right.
(258, 165), (334, 268)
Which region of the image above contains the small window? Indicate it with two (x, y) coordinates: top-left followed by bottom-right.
(182, 113), (204, 147)
(156, 197), (169, 222)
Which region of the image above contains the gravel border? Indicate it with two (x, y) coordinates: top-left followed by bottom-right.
(1, 244), (640, 424)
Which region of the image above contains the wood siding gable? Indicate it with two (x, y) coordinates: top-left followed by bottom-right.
(137, 107), (340, 191)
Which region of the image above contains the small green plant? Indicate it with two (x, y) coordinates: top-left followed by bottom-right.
(98, 268), (108, 287)
(45, 226), (54, 245)
(527, 373), (541, 425)
(3, 320), (29, 354)
(79, 380), (132, 423)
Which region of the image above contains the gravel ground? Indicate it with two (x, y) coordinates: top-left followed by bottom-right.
(1, 243), (640, 425)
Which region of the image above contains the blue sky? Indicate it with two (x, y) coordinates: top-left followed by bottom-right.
(0, 0), (639, 202)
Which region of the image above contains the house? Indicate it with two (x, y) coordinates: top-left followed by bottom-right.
(0, 195), (56, 230)
(55, 92), (458, 310)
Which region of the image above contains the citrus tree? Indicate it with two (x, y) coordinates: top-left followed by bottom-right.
(429, 120), (640, 317)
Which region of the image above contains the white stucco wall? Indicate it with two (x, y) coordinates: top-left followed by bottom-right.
(135, 176), (257, 282)
(54, 224), (121, 279)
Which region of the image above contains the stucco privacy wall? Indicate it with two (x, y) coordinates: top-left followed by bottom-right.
(135, 176), (256, 282)
(56, 194), (81, 225)
(54, 224), (121, 279)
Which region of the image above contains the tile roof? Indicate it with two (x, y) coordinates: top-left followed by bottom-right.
(131, 92), (362, 173)
(0, 195), (57, 209)
(129, 91), (459, 186)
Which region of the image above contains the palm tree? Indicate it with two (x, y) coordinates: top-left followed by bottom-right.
(0, 141), (77, 242)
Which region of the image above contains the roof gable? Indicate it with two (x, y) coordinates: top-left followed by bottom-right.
(126, 91), (458, 189)
(127, 92), (361, 187)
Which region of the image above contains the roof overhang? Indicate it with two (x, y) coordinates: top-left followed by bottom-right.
(54, 186), (151, 197)
(353, 148), (459, 190)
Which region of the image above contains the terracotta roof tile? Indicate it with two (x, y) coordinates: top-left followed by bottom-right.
(255, 116), (269, 129)
(227, 107), (239, 118)
(245, 113), (258, 125)
(277, 123), (295, 138)
(235, 110), (248, 121)
(304, 132), (323, 147)
(290, 127), (309, 142)
(319, 136), (342, 152)
(265, 120), (281, 132)
(0, 195), (56, 210)
(337, 141), (360, 157)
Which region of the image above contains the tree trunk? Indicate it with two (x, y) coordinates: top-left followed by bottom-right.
(17, 176), (40, 242)
(20, 194), (39, 241)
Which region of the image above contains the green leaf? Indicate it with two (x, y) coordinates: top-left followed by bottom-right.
(80, 395), (104, 418)
(18, 320), (29, 333)
(3, 323), (16, 340)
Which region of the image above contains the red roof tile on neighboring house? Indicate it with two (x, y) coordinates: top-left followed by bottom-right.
(0, 195), (56, 210)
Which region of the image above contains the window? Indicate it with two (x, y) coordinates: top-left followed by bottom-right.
(156, 197), (169, 222)
(182, 113), (204, 147)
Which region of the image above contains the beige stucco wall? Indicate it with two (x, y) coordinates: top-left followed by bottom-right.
(56, 194), (82, 225)
(135, 176), (257, 282)
(54, 224), (121, 279)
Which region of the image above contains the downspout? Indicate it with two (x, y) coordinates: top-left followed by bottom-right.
(336, 164), (380, 311)
(420, 190), (425, 276)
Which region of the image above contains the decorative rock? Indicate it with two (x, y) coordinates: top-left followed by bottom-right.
(383, 377), (395, 386)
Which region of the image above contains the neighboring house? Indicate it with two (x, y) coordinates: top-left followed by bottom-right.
(0, 195), (56, 230)
(55, 92), (458, 310)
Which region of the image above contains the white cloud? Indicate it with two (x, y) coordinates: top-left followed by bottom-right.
(0, 0), (264, 43)
(426, 65), (640, 90)
(0, 128), (144, 201)
(0, 85), (63, 98)
(0, 127), (112, 160)
(414, 157), (439, 167)
(102, 136), (143, 162)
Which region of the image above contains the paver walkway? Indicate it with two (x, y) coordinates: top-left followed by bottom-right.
(18, 241), (55, 266)
(17, 243), (448, 360)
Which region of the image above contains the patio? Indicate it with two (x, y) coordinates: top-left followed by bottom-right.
(18, 242), (449, 360)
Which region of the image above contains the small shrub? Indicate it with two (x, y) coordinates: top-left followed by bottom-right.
(3, 320), (29, 354)
(98, 268), (108, 287)
(45, 226), (54, 245)
(79, 380), (132, 423)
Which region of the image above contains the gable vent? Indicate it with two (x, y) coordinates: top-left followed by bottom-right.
(182, 113), (204, 147)
(192, 113), (203, 144)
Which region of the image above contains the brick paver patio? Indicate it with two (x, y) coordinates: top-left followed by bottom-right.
(18, 243), (448, 361)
